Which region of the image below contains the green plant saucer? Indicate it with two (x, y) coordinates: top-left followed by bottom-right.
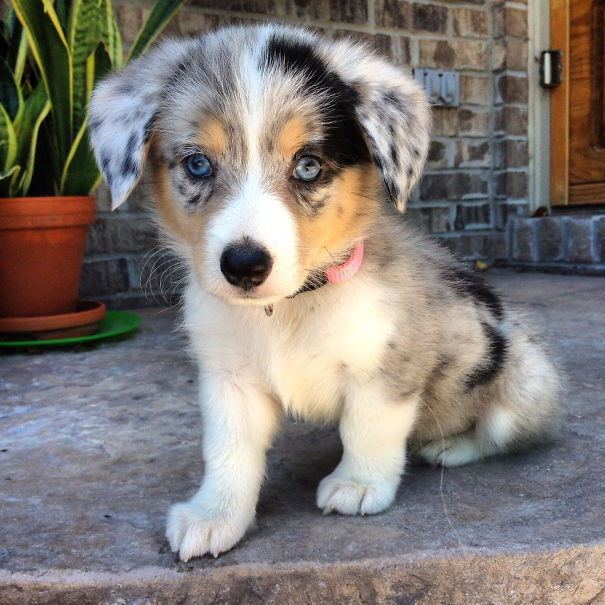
(0, 310), (141, 348)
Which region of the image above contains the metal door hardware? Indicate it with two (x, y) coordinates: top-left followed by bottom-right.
(412, 68), (460, 107)
(539, 50), (563, 87)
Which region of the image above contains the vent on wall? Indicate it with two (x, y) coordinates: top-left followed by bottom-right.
(412, 68), (460, 107)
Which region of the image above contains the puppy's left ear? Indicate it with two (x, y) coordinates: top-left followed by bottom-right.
(331, 45), (431, 212)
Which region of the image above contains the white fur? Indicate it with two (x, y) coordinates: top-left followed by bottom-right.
(200, 166), (301, 304)
(89, 25), (560, 562)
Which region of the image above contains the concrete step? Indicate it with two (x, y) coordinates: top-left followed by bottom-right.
(1, 272), (604, 604)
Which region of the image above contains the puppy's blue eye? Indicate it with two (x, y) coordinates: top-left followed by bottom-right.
(294, 156), (322, 182)
(185, 153), (212, 178)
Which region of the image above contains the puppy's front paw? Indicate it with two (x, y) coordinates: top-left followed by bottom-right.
(316, 474), (396, 516)
(166, 502), (251, 561)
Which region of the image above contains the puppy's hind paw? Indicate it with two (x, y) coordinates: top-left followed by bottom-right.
(166, 502), (249, 561)
(416, 433), (483, 467)
(316, 475), (396, 516)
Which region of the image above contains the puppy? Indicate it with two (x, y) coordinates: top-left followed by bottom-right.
(90, 24), (560, 561)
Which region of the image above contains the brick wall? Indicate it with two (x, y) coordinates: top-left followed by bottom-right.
(82, 0), (534, 308)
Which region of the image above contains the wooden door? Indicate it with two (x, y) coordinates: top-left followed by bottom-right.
(551, 0), (605, 206)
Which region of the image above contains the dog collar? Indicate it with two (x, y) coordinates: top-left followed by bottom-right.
(264, 241), (364, 316)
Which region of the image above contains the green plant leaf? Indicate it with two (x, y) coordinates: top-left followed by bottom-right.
(60, 115), (101, 195)
(69, 0), (122, 139)
(61, 42), (112, 195)
(5, 11), (28, 83)
(0, 58), (23, 121)
(127, 0), (185, 61)
(0, 103), (17, 171)
(12, 0), (73, 165)
(0, 165), (20, 197)
(14, 80), (51, 195)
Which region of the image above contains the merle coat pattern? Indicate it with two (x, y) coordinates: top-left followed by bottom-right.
(90, 25), (561, 561)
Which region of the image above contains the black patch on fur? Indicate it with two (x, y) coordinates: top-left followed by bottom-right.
(121, 155), (139, 178)
(443, 267), (504, 319)
(465, 323), (507, 391)
(125, 133), (139, 160)
(384, 179), (400, 202)
(389, 143), (399, 168)
(383, 90), (402, 110)
(100, 153), (112, 186)
(263, 36), (370, 167)
(185, 194), (201, 206)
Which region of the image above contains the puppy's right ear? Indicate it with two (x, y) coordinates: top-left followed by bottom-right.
(89, 41), (188, 210)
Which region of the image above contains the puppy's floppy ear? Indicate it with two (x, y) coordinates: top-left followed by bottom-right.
(88, 41), (189, 210)
(329, 44), (431, 212)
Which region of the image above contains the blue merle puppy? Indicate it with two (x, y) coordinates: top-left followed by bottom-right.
(89, 24), (561, 560)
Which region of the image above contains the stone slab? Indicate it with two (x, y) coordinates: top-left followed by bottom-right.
(1, 272), (604, 603)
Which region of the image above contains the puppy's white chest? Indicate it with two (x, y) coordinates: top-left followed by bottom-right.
(265, 288), (394, 421)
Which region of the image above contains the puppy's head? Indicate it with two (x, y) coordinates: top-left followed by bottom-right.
(90, 25), (430, 305)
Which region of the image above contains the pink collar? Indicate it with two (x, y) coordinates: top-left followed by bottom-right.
(265, 241), (364, 316)
(325, 240), (365, 283)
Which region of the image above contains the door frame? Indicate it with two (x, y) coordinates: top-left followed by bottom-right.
(548, 0), (570, 207)
(528, 0), (556, 211)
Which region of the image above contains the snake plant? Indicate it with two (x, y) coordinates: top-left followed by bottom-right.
(0, 11), (50, 197)
(1, 0), (184, 197)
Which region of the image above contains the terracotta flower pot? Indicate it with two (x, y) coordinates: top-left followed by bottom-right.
(0, 196), (96, 318)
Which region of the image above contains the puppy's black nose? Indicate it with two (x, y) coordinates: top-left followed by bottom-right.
(220, 243), (273, 289)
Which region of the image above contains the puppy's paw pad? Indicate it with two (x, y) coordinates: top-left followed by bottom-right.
(417, 435), (481, 467)
(166, 502), (246, 561)
(316, 476), (394, 516)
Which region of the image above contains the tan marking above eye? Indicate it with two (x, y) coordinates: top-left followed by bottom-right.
(278, 117), (310, 159)
(195, 117), (228, 156)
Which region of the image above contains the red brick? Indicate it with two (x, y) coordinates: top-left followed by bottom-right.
(419, 172), (489, 201)
(116, 5), (145, 45)
(453, 8), (489, 38)
(419, 39), (488, 70)
(432, 108), (458, 136)
(374, 0), (410, 29)
(460, 75), (491, 105)
(495, 170), (529, 199)
(187, 0), (276, 12)
(454, 203), (491, 229)
(454, 140), (491, 167)
(284, 0), (330, 20)
(458, 108), (489, 136)
(496, 74), (528, 104)
(412, 3), (448, 34)
(330, 0), (368, 24)
(495, 106), (528, 136)
(426, 140), (452, 170)
(372, 34), (411, 66)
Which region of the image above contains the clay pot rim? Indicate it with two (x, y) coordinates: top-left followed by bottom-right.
(0, 195), (96, 229)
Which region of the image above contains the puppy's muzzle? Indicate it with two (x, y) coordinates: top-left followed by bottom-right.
(220, 242), (273, 290)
